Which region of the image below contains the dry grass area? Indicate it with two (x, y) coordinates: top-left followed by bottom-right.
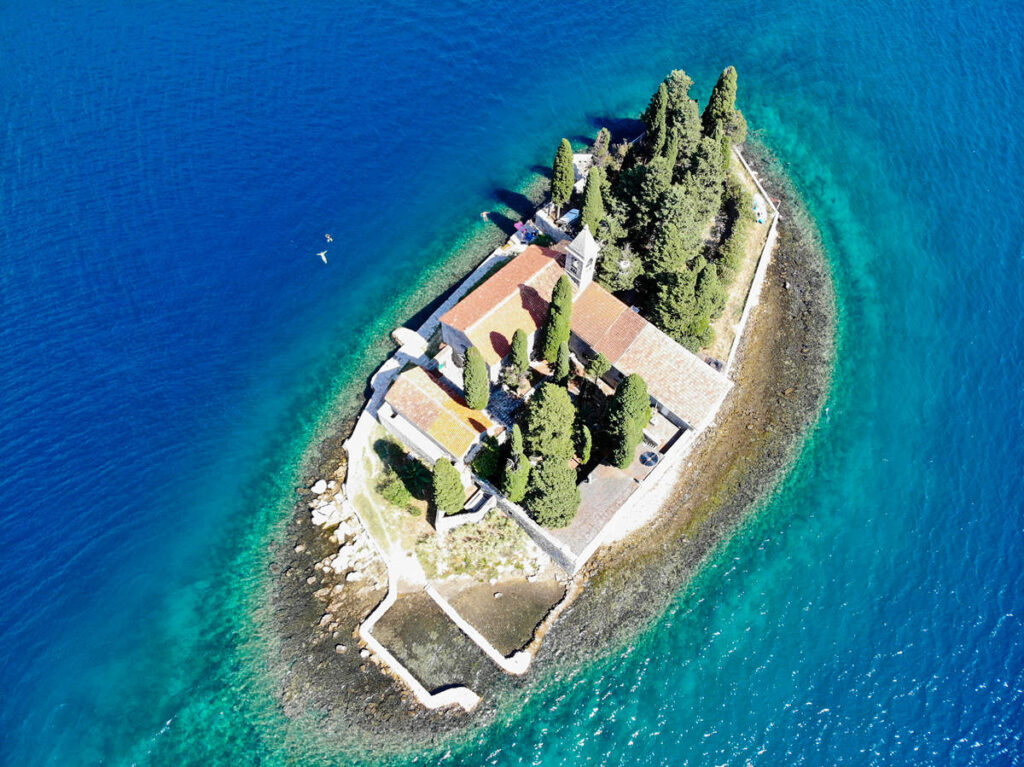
(704, 157), (773, 362)
(359, 426), (435, 553)
(415, 510), (545, 582)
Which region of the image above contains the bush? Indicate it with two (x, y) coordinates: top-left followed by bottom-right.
(471, 435), (502, 481)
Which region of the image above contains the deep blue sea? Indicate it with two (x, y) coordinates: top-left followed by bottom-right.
(2, 0), (1022, 764)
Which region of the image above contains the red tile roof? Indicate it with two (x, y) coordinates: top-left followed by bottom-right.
(440, 245), (564, 365)
(384, 366), (493, 459)
(571, 283), (732, 431)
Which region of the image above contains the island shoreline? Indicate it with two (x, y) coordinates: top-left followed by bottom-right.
(263, 139), (836, 754)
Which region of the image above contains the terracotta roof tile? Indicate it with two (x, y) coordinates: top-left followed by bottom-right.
(442, 245), (564, 365)
(384, 366), (493, 459)
(571, 283), (732, 430)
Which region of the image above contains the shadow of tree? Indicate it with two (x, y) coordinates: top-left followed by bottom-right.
(373, 438), (431, 501)
(492, 188), (536, 218)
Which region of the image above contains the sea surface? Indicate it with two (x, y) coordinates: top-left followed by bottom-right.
(1, 0), (1022, 764)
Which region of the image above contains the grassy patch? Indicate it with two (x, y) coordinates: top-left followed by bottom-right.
(415, 510), (539, 581)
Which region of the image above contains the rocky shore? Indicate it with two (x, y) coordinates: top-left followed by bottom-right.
(264, 141), (835, 753)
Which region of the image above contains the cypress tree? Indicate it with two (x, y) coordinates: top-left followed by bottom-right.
(523, 382), (575, 459)
(647, 268), (698, 347)
(554, 341), (570, 385)
(541, 275), (573, 363)
(663, 70), (702, 163)
(510, 328), (529, 374)
(633, 157), (672, 245)
(586, 351), (611, 383)
(551, 138), (575, 216)
(694, 260), (727, 320)
(642, 82), (668, 159)
(591, 127), (612, 167)
(702, 66), (748, 144)
(431, 459), (465, 517)
(574, 422), (592, 465)
(501, 424), (530, 503)
(645, 223), (689, 275)
(605, 373), (651, 469)
(663, 127), (679, 169)
(463, 346), (490, 410)
(525, 457), (581, 528)
(579, 166), (606, 234)
(680, 136), (726, 222)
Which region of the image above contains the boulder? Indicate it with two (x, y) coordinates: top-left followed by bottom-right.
(335, 644), (347, 654)
(311, 479), (328, 495)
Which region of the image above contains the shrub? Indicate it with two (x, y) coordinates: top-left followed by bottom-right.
(471, 435), (502, 481)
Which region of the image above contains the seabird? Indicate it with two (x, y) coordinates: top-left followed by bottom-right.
(325, 233), (333, 242)
(317, 251), (328, 263)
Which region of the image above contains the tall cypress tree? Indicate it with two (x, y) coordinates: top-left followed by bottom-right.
(509, 328), (529, 374)
(702, 66), (747, 144)
(462, 346), (490, 410)
(554, 341), (570, 385)
(605, 374), (651, 469)
(431, 459), (465, 517)
(551, 138), (575, 216)
(541, 275), (573, 363)
(642, 82), (668, 159)
(579, 166), (606, 233)
(523, 382), (575, 459)
(663, 69), (702, 164)
(500, 424), (530, 503)
(525, 457), (581, 528)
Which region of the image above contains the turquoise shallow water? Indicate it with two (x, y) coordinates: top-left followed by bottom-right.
(1, 0), (1022, 764)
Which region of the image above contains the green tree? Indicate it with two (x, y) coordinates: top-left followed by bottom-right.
(463, 346), (490, 410)
(586, 351), (611, 382)
(500, 424), (530, 503)
(579, 166), (606, 233)
(554, 341), (570, 385)
(510, 328), (529, 374)
(551, 138), (575, 216)
(523, 382), (575, 459)
(702, 66), (747, 144)
(663, 69), (702, 164)
(680, 136), (725, 222)
(605, 373), (652, 469)
(525, 457), (581, 528)
(647, 268), (698, 346)
(656, 185), (704, 256)
(642, 82), (668, 159)
(595, 241), (642, 293)
(592, 127), (612, 167)
(632, 157), (672, 246)
(431, 459), (465, 517)
(644, 222), (690, 275)
(694, 259), (726, 320)
(541, 275), (573, 363)
(574, 421), (592, 465)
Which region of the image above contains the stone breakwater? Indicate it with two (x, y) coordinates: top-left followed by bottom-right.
(263, 140), (835, 752)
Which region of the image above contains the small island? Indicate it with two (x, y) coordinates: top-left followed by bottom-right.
(275, 66), (831, 739)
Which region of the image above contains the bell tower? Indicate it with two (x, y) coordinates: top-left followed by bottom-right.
(565, 225), (599, 293)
